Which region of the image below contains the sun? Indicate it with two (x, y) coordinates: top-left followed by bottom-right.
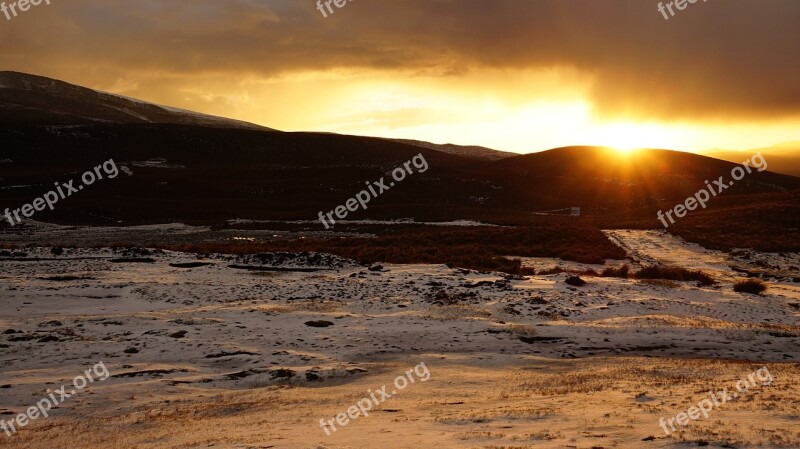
(595, 123), (663, 156)
(612, 145), (640, 155)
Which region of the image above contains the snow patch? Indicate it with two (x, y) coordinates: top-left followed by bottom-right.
(227, 218), (499, 227)
(130, 159), (184, 169)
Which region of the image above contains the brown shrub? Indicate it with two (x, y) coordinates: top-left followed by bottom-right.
(146, 224), (623, 275)
(538, 266), (565, 275)
(734, 279), (767, 295)
(601, 264), (630, 278)
(634, 265), (715, 286)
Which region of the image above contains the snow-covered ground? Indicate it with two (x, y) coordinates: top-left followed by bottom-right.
(129, 159), (185, 169)
(227, 218), (500, 227)
(606, 230), (800, 281)
(0, 230), (798, 448)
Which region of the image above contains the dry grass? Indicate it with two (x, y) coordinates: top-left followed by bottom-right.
(634, 265), (715, 286)
(506, 324), (538, 336)
(734, 279), (768, 295)
(290, 300), (345, 312)
(424, 305), (493, 321)
(669, 191), (800, 253)
(536, 266), (565, 275)
(637, 278), (681, 288)
(598, 264), (715, 286)
(2, 358), (798, 448)
(146, 225), (625, 275)
(601, 264), (630, 278)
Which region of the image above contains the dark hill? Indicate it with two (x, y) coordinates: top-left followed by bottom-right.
(489, 146), (800, 209)
(0, 72), (798, 232)
(0, 71), (269, 130)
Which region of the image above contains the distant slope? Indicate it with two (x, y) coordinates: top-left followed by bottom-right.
(0, 71), (271, 130)
(700, 143), (800, 177)
(1, 128), (798, 227)
(668, 189), (800, 252)
(382, 138), (516, 161)
(0, 124), (485, 225)
(1, 72), (798, 231)
(489, 146), (800, 210)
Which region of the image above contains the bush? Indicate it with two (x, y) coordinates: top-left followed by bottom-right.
(734, 279), (767, 295)
(113, 227), (728, 284)
(601, 264), (630, 278)
(538, 266), (565, 275)
(634, 265), (715, 286)
(148, 224), (622, 276)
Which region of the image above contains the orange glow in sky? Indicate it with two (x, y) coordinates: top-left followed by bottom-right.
(4, 1), (798, 155)
(113, 68), (800, 154)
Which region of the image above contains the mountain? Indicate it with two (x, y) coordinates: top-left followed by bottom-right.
(700, 143), (800, 177)
(1, 122), (797, 227)
(0, 71), (270, 130)
(0, 72), (798, 231)
(381, 138), (516, 161)
(486, 146), (800, 210)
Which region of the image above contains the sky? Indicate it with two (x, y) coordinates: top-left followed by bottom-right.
(1, 0), (799, 154)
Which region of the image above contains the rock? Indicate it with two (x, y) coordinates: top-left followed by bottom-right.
(50, 247), (64, 256)
(204, 350), (258, 359)
(503, 305), (521, 316)
(117, 247), (152, 257)
(42, 276), (92, 282)
(169, 330), (188, 338)
(368, 264), (384, 272)
(8, 334), (37, 342)
(464, 280), (495, 288)
(304, 320), (334, 328)
(169, 262), (212, 268)
(38, 320), (63, 327)
(519, 336), (565, 344)
(37, 335), (61, 343)
(565, 276), (586, 286)
(124, 347), (140, 354)
(270, 368), (296, 379)
(235, 252), (358, 270)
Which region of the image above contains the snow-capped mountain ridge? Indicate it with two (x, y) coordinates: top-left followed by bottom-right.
(0, 71), (272, 130)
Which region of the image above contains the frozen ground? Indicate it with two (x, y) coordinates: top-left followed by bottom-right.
(0, 220), (371, 246)
(0, 229), (798, 448)
(606, 230), (800, 282)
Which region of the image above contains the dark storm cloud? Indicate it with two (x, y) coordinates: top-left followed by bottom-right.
(2, 0), (799, 120)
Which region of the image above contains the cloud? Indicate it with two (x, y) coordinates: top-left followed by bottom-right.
(2, 0), (799, 121)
